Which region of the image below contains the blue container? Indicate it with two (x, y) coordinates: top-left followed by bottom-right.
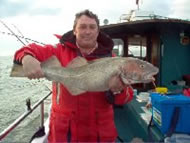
(150, 93), (190, 134)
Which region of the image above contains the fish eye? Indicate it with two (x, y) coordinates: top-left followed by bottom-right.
(140, 64), (145, 68)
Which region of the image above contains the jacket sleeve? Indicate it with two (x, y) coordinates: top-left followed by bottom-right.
(114, 86), (134, 105)
(14, 43), (58, 64)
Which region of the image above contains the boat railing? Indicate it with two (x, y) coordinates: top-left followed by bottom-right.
(0, 91), (52, 141)
(119, 13), (171, 22)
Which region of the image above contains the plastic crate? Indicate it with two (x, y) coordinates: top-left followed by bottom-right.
(150, 93), (190, 134)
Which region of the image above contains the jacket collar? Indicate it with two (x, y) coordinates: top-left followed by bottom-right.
(59, 30), (114, 57)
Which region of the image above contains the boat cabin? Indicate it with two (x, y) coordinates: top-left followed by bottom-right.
(100, 17), (190, 142)
(101, 18), (190, 91)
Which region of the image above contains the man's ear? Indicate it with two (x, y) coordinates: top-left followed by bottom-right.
(73, 30), (76, 35)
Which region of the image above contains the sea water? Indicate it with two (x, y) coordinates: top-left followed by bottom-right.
(0, 56), (51, 142)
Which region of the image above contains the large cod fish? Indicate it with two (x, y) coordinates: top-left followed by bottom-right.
(10, 56), (159, 95)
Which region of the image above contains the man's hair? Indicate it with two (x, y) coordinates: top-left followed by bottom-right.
(73, 9), (100, 30)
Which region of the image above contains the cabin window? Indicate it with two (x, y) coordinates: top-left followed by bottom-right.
(113, 39), (124, 56)
(128, 36), (147, 59)
(128, 45), (146, 57)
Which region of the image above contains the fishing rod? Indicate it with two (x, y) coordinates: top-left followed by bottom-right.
(12, 23), (29, 44)
(0, 20), (46, 45)
(0, 30), (46, 45)
(0, 20), (50, 91)
(0, 20), (26, 45)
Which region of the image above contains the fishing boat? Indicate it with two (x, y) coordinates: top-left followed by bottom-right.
(101, 10), (190, 142)
(1, 10), (190, 143)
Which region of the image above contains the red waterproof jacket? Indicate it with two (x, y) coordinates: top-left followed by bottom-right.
(14, 31), (134, 142)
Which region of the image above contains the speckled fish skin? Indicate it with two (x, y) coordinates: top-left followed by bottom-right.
(10, 56), (159, 95)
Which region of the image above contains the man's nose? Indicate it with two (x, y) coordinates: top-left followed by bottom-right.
(85, 27), (91, 34)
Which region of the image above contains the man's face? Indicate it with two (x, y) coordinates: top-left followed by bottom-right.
(74, 15), (99, 49)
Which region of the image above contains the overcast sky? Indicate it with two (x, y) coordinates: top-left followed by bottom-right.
(1, 0), (190, 56)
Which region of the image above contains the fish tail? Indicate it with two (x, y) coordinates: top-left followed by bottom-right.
(10, 56), (61, 77)
(10, 64), (25, 77)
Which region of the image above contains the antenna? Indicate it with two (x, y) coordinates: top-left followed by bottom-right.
(136, 0), (140, 10)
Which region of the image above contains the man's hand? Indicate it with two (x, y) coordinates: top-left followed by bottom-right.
(108, 74), (125, 94)
(22, 55), (44, 79)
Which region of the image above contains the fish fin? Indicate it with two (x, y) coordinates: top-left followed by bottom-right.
(64, 84), (86, 96)
(41, 56), (62, 68)
(121, 76), (132, 85)
(67, 56), (88, 68)
(10, 64), (25, 77)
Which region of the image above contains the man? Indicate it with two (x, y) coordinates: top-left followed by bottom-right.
(14, 9), (133, 142)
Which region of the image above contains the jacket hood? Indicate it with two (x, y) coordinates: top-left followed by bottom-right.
(59, 30), (114, 57)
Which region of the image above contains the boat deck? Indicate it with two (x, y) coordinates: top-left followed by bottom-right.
(114, 96), (164, 142)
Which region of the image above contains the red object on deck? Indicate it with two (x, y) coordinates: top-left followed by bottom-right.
(183, 75), (190, 86)
(183, 88), (190, 96)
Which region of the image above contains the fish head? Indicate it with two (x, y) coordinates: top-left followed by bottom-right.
(120, 58), (159, 85)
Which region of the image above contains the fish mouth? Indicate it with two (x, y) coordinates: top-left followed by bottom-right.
(121, 72), (157, 84)
(130, 77), (154, 84)
(142, 77), (155, 83)
(141, 71), (158, 83)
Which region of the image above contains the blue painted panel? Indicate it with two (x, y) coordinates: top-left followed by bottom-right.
(160, 30), (190, 87)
